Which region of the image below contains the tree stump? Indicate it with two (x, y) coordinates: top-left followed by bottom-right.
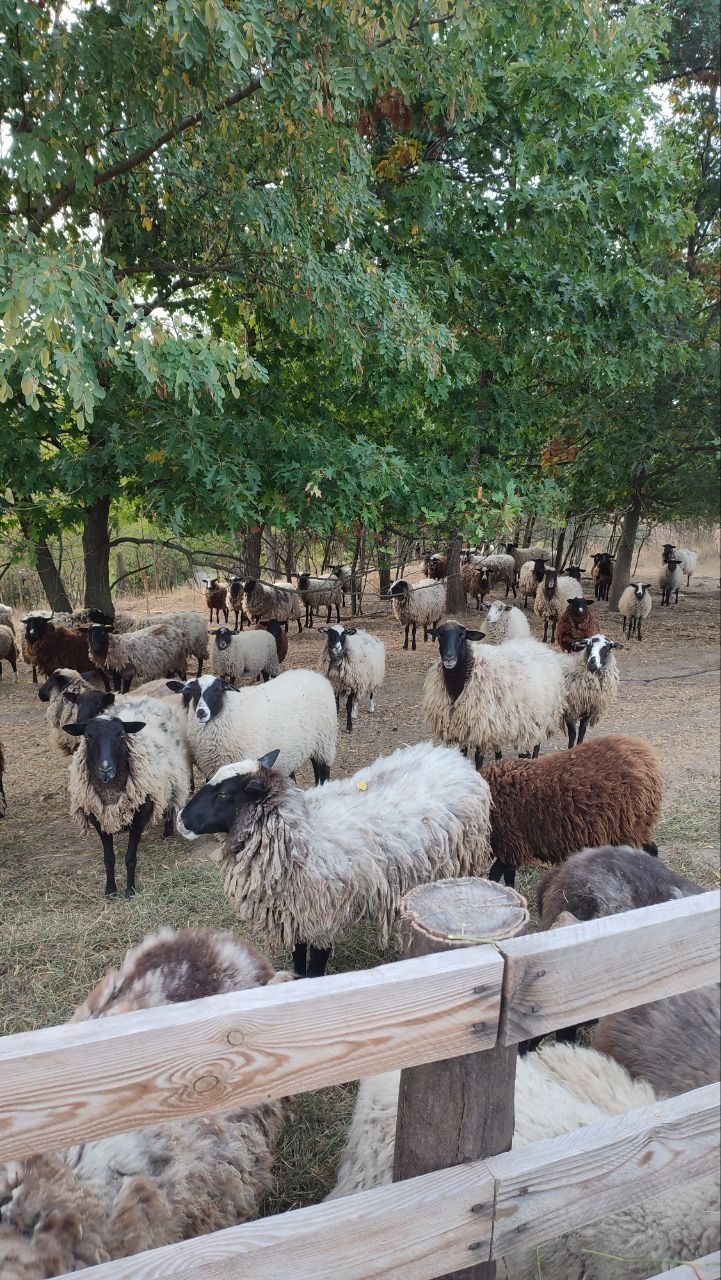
(393, 878), (529, 1280)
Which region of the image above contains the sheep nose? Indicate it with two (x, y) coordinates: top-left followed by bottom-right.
(196, 708), (209, 722)
(99, 762), (116, 781)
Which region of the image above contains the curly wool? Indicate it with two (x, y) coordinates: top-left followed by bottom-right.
(319, 629), (385, 705)
(555, 603), (600, 653)
(95, 622), (197, 685)
(68, 699), (191, 835)
(243, 580), (302, 626)
(390, 578), (446, 628)
(657, 560), (684, 597)
(483, 735), (663, 872)
(422, 638), (564, 756)
(218, 742), (492, 951)
(483, 602), (530, 643)
(209, 630), (279, 683)
(298, 575), (344, 607)
(326, 1044), (719, 1280)
(559, 647), (620, 730)
(41, 668), (108, 755)
(508, 545), (550, 573)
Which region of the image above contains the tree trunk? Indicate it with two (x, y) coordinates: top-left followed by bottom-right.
(522, 512), (536, 546)
(377, 530), (392, 598)
(445, 533), (465, 614)
(350, 535), (362, 617)
(83, 495), (114, 615)
(554, 524), (567, 571)
(608, 482), (644, 610)
(19, 522), (72, 613)
(245, 527), (263, 579)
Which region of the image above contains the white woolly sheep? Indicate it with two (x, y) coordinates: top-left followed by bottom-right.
(618, 582), (653, 640)
(388, 577), (446, 650)
(534, 567), (582, 642)
(242, 579), (303, 634)
(422, 620), (564, 768)
(318, 624), (386, 732)
(658, 556), (684, 606)
(87, 621), (200, 692)
(483, 600), (530, 643)
(177, 740), (492, 977)
(65, 697), (192, 896)
(168, 670), (337, 784)
(209, 626), (279, 684)
(0, 928), (289, 1277)
(477, 552), (517, 597)
(296, 573), (344, 628)
(326, 1044), (720, 1280)
(662, 542), (698, 587)
(560, 632), (622, 748)
(0, 624), (18, 680)
(518, 556), (548, 608)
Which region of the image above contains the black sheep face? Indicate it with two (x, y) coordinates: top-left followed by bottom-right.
(63, 716), (146, 783)
(568, 598), (590, 620)
(214, 627), (233, 651)
(633, 583), (652, 600)
(177, 751), (281, 837)
(430, 621), (485, 669)
(22, 615), (52, 644)
(389, 580), (409, 599)
(166, 674), (236, 722)
(319, 624), (356, 661)
(87, 624), (111, 658)
(38, 669), (70, 702)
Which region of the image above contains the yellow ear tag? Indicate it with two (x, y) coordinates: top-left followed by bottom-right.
(357, 780), (367, 792)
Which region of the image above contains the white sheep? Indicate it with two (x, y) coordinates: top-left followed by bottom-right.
(242, 579), (303, 634)
(483, 600), (530, 643)
(209, 625), (279, 684)
(318, 624), (386, 732)
(65, 696), (192, 896)
(0, 624), (18, 680)
(0, 603), (14, 632)
(518, 556), (548, 608)
(0, 928), (289, 1276)
(326, 1044), (720, 1280)
(477, 552), (517, 597)
(662, 542), (698, 587)
(560, 633), (622, 748)
(388, 577), (446, 650)
(177, 741), (492, 977)
(87, 620), (201, 692)
(169, 670), (337, 784)
(658, 557), (684, 606)
(296, 573), (344, 628)
(618, 582), (653, 641)
(422, 620), (564, 768)
(534, 567), (581, 642)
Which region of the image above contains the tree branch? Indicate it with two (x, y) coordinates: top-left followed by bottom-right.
(109, 562), (153, 592)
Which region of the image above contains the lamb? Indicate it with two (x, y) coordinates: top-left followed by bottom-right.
(518, 556), (548, 608)
(64, 696), (192, 896)
(423, 552), (448, 580)
(209, 626), (279, 685)
(326, 1044), (720, 1280)
(481, 734), (663, 887)
(422, 620), (564, 768)
(0, 929), (289, 1278)
(388, 577), (446, 650)
(0, 740), (5, 818)
(555, 597), (599, 652)
(19, 615), (108, 686)
(477, 552), (517, 597)
(203, 577), (229, 624)
(254, 618), (288, 665)
(560, 633), (621, 747)
(168, 670), (337, 784)
(662, 542), (698, 587)
(0, 624), (18, 680)
(534, 568), (582, 642)
(318, 624), (386, 732)
(177, 741), (492, 977)
(618, 582), (653, 639)
(537, 844), (702, 930)
(87, 620), (200, 692)
(591, 551), (615, 601)
(658, 556), (684, 606)
(229, 577), (245, 631)
(38, 667), (109, 754)
(296, 573), (344, 628)
(593, 984), (720, 1097)
(242, 579), (303, 634)
(460, 562), (490, 610)
(482, 600), (530, 642)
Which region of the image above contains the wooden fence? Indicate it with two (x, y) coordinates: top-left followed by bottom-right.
(0, 890), (718, 1280)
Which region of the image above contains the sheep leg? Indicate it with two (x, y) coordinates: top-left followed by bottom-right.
(550, 619), (557, 645)
(335, 692), (340, 711)
(292, 943), (308, 978)
(474, 749), (484, 769)
(542, 620), (549, 643)
(674, 587), (679, 604)
(576, 713), (591, 745)
(622, 616), (627, 636)
(403, 623), (410, 650)
(531, 744), (540, 758)
(223, 608), (229, 623)
(345, 692), (355, 733)
(88, 815), (117, 897)
(311, 758), (331, 785)
(261, 670), (270, 683)
(565, 717), (577, 749)
(326, 605), (332, 624)
(296, 618), (302, 634)
(120, 677), (132, 694)
(502, 866), (516, 888)
(112, 672), (122, 692)
(487, 859), (506, 883)
(637, 618), (642, 641)
(124, 800), (153, 898)
(162, 809), (174, 838)
(196, 655), (204, 676)
(411, 622), (417, 650)
(335, 603), (340, 623)
(32, 665), (38, 683)
(510, 579), (517, 598)
(368, 691), (375, 713)
(307, 946), (331, 978)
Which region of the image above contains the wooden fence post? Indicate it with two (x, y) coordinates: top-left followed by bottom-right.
(393, 878), (529, 1280)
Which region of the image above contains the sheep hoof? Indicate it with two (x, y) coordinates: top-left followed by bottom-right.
(105, 888), (118, 898)
(124, 887), (137, 900)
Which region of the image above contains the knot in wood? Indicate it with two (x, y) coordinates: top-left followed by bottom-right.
(227, 1029), (245, 1046)
(193, 1073), (220, 1095)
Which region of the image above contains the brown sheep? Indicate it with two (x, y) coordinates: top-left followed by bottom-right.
(254, 618), (288, 664)
(460, 562), (490, 610)
(20, 615), (109, 687)
(481, 735), (663, 887)
(591, 552), (614, 601)
(424, 552), (448, 580)
(229, 577), (245, 631)
(555, 597), (600, 652)
(203, 578), (229, 624)
(593, 984), (720, 1097)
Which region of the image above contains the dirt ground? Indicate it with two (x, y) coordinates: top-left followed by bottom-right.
(0, 542), (719, 1210)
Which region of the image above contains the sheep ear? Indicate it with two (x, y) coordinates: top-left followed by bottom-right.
(166, 680), (185, 692)
(318, 626), (329, 633)
(63, 690), (80, 704)
(258, 749), (280, 770)
(244, 776), (267, 796)
(122, 721), (146, 734)
(609, 641), (624, 650)
(63, 723), (86, 737)
(465, 629), (485, 641)
(572, 640), (589, 651)
(345, 627), (357, 635)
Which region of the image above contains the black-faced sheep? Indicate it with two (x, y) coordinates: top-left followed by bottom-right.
(481, 734), (663, 887)
(591, 551), (615, 601)
(422, 620), (564, 768)
(618, 582), (653, 640)
(229, 577), (245, 631)
(203, 577), (229, 624)
(423, 552), (448, 580)
(388, 578), (446, 650)
(555, 597), (600, 653)
(318, 624), (386, 732)
(177, 741), (492, 977)
(329, 564), (353, 606)
(658, 556), (684, 606)
(242, 579), (303, 634)
(38, 667), (110, 754)
(296, 573), (344, 628)
(20, 615), (107, 686)
(460, 562), (490, 610)
(87, 621), (201, 692)
(209, 626), (279, 684)
(662, 542), (698, 587)
(477, 552), (517, 597)
(518, 556), (548, 609)
(533, 568), (581, 642)
(254, 618), (288, 664)
(559, 633), (622, 748)
(0, 624), (18, 680)
(0, 929), (289, 1277)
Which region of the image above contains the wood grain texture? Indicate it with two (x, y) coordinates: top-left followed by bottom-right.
(0, 945), (503, 1163)
(498, 891), (721, 1045)
(646, 1252), (720, 1280)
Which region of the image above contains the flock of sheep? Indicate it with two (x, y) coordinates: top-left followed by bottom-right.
(0, 536), (717, 1280)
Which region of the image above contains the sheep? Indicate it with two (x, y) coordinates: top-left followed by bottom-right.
(254, 618), (288, 665)
(229, 577), (245, 631)
(481, 734), (662, 887)
(168, 670), (337, 784)
(242, 579), (303, 634)
(593, 984), (720, 1097)
(318, 624), (386, 732)
(64, 697), (192, 897)
(19, 615), (108, 686)
(388, 577), (446, 650)
(203, 577), (229, 624)
(618, 582), (653, 639)
(296, 573), (344, 628)
(662, 542), (698, 587)
(0, 603), (14, 632)
(0, 740), (5, 818)
(482, 600), (530, 643)
(504, 543), (551, 576)
(534, 568), (582, 643)
(177, 741), (492, 978)
(87, 621), (200, 693)
(0, 929), (289, 1278)
(555, 597), (599, 652)
(326, 1044), (720, 1280)
(560, 632), (621, 748)
(518, 556), (548, 608)
(658, 556), (684, 606)
(477, 552), (517, 597)
(460, 562), (490, 610)
(422, 620), (565, 769)
(423, 552), (448, 580)
(0, 624), (18, 680)
(537, 844), (702, 930)
(591, 551), (615, 601)
(565, 564), (585, 581)
(209, 626), (279, 685)
(329, 563), (353, 605)
(38, 667), (109, 754)
(115, 610), (209, 670)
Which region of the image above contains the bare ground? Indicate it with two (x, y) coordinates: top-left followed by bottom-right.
(0, 552), (719, 1210)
